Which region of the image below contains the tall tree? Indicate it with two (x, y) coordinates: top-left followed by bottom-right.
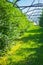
(39, 10), (43, 27)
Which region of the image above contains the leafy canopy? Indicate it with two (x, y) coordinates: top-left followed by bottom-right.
(0, 0), (30, 52)
(39, 10), (43, 27)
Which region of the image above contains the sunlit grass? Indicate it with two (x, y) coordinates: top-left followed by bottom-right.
(7, 42), (22, 55)
(0, 25), (43, 65)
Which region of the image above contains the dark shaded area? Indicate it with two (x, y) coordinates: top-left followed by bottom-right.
(8, 27), (43, 65)
(15, 28), (43, 44)
(39, 11), (43, 27)
(7, 46), (43, 65)
(26, 27), (43, 33)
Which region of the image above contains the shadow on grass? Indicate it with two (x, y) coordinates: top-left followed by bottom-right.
(7, 28), (43, 65)
(15, 27), (43, 44)
(8, 46), (43, 65)
(26, 27), (43, 33)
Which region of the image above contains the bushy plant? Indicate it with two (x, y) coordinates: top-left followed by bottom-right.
(39, 10), (43, 27)
(0, 0), (29, 53)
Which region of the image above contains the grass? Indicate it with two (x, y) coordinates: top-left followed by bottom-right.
(0, 25), (43, 65)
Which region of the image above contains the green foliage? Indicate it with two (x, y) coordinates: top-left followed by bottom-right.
(0, 0), (30, 52)
(39, 10), (43, 27)
(0, 0), (43, 65)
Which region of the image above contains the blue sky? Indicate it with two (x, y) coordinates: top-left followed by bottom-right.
(10, 0), (43, 23)
(17, 0), (43, 6)
(10, 0), (43, 6)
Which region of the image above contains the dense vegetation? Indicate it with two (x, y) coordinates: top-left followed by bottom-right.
(0, 0), (30, 53)
(39, 10), (43, 27)
(0, 0), (43, 65)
